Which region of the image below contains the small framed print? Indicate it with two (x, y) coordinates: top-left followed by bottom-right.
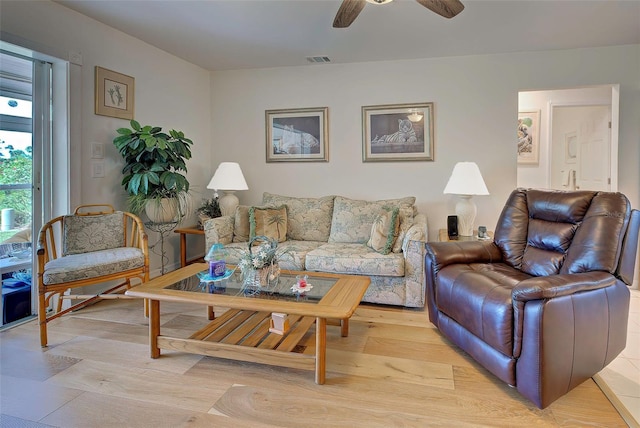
(517, 110), (540, 165)
(266, 107), (328, 162)
(95, 66), (135, 120)
(362, 102), (434, 162)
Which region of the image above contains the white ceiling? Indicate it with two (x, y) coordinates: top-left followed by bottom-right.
(54, 0), (640, 71)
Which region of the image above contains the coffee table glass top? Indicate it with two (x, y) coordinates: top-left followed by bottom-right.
(166, 269), (338, 304)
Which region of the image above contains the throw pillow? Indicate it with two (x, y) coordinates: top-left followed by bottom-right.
(63, 212), (125, 256)
(367, 208), (400, 255)
(233, 205), (251, 243)
(249, 205), (288, 242)
(392, 205), (415, 253)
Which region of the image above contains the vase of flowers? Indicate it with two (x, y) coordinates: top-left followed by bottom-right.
(237, 235), (281, 293)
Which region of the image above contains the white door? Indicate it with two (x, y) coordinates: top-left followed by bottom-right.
(575, 107), (610, 191)
(550, 105), (611, 192)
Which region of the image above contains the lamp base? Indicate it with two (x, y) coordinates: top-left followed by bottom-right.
(455, 195), (477, 237)
(219, 191), (239, 217)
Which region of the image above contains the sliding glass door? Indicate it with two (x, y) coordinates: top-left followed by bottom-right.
(0, 50), (52, 326)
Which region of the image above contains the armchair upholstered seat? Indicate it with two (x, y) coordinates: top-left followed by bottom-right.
(425, 189), (640, 408)
(37, 204), (149, 347)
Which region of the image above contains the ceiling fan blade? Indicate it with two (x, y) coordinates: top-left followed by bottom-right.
(415, 0), (464, 19)
(333, 0), (367, 28)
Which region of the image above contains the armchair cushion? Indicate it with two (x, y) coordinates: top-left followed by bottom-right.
(43, 247), (145, 285)
(435, 262), (531, 357)
(62, 212), (125, 256)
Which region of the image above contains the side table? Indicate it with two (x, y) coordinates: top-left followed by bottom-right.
(438, 229), (493, 242)
(174, 226), (205, 267)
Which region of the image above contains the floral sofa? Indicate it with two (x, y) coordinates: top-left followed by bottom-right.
(203, 192), (428, 307)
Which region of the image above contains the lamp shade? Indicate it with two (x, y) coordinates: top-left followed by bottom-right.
(443, 162), (489, 196)
(206, 162), (248, 191)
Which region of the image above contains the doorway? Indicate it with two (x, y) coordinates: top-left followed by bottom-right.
(517, 85), (618, 192)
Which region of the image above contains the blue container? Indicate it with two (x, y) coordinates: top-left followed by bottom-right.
(209, 259), (226, 277)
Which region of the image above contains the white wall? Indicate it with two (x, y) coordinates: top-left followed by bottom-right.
(0, 1), (212, 275)
(210, 45), (640, 241)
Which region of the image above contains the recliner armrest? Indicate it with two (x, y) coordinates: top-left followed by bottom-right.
(425, 241), (502, 272)
(512, 271), (616, 302)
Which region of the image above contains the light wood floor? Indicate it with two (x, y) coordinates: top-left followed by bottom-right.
(0, 299), (628, 427)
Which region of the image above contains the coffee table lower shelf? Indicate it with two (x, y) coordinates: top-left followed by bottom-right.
(151, 305), (330, 384)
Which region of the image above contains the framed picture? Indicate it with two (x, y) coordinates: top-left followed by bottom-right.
(565, 132), (577, 164)
(362, 102), (434, 162)
(95, 66), (135, 120)
(517, 110), (540, 165)
(266, 107), (328, 162)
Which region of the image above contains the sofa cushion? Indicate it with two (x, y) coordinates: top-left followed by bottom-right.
(233, 205), (251, 243)
(306, 243), (405, 277)
(224, 240), (323, 271)
(63, 213), (124, 256)
(274, 240), (325, 270)
(367, 208), (399, 255)
(262, 193), (335, 241)
(249, 205), (288, 242)
(329, 196), (416, 244)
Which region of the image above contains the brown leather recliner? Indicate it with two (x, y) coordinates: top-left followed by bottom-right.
(425, 189), (640, 408)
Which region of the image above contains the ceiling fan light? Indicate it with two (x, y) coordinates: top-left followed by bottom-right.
(366, 0), (393, 5)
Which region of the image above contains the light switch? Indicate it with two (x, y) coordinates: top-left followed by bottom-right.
(91, 142), (104, 159)
(91, 161), (105, 178)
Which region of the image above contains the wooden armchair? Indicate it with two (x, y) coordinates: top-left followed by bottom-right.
(37, 204), (149, 347)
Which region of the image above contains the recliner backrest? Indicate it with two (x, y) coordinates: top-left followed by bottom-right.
(494, 188), (631, 278)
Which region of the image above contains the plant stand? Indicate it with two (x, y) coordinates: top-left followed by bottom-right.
(145, 221), (178, 275)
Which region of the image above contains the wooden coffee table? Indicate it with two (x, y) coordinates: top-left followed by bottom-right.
(125, 263), (370, 384)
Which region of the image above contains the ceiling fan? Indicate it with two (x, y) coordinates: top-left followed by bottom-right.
(333, 0), (464, 28)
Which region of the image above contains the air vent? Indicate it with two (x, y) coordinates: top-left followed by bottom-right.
(306, 56), (331, 64)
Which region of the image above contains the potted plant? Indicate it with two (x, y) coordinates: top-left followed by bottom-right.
(113, 120), (193, 223)
(196, 196), (221, 228)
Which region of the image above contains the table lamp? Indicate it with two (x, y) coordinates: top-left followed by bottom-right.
(443, 162), (489, 236)
(207, 162), (248, 216)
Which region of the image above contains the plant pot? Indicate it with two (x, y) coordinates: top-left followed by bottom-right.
(145, 198), (179, 223)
